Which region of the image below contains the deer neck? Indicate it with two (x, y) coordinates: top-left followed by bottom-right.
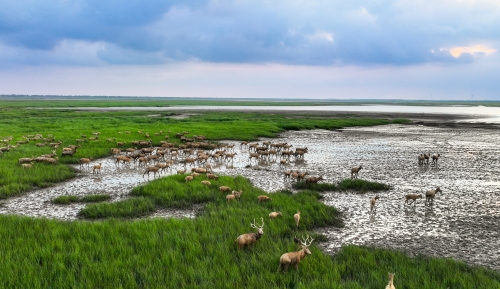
(253, 232), (263, 240)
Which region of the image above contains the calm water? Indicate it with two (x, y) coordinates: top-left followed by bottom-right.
(63, 105), (500, 123)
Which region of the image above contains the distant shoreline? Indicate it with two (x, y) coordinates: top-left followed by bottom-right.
(1, 95), (500, 107)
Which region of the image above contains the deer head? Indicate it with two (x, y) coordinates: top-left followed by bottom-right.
(250, 218), (265, 235)
(295, 234), (315, 254)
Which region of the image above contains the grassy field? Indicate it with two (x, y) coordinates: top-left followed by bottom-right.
(0, 101), (499, 288)
(0, 105), (405, 198)
(1, 97), (500, 107)
(292, 179), (391, 193)
(0, 175), (499, 288)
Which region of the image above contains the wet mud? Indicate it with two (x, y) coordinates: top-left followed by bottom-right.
(1, 123), (499, 270)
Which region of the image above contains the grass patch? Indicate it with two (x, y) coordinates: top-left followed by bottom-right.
(292, 179), (391, 193)
(0, 176), (497, 288)
(52, 195), (79, 204)
(52, 194), (111, 204)
(79, 194), (111, 203)
(78, 197), (156, 219)
(0, 106), (406, 199)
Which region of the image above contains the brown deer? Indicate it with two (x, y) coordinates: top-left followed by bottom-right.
(370, 196), (380, 213)
(235, 218), (265, 249)
(92, 163), (102, 174)
(226, 190), (242, 202)
(351, 165), (362, 179)
(294, 211), (301, 228)
(305, 176), (323, 184)
(269, 212), (282, 219)
(258, 195), (272, 202)
(143, 166), (160, 179)
(277, 234), (315, 272)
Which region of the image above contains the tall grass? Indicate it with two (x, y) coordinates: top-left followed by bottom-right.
(0, 107), (404, 198)
(0, 175), (498, 288)
(292, 179), (391, 193)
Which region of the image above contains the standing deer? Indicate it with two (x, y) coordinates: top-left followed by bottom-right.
(294, 211), (301, 228)
(385, 272), (396, 289)
(235, 218), (265, 250)
(351, 165), (362, 179)
(370, 196), (380, 213)
(92, 163), (102, 174)
(277, 234), (315, 272)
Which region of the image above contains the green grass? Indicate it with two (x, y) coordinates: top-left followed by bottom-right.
(0, 101), (498, 287)
(52, 195), (79, 204)
(53, 194), (112, 205)
(292, 179), (391, 193)
(0, 175), (497, 288)
(79, 194), (111, 203)
(0, 106), (405, 198)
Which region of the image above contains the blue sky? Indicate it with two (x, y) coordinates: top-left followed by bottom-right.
(1, 0), (499, 99)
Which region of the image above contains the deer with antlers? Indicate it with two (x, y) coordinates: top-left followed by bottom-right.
(277, 234), (315, 272)
(235, 218), (265, 250)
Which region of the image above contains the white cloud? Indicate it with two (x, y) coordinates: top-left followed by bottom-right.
(442, 45), (497, 58)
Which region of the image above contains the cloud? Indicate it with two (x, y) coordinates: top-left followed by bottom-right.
(445, 45), (497, 57)
(0, 0), (500, 67)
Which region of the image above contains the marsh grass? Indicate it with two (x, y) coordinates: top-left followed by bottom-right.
(0, 175), (498, 288)
(53, 194), (111, 204)
(292, 179), (391, 193)
(0, 106), (404, 198)
(1, 102), (499, 287)
(52, 195), (79, 204)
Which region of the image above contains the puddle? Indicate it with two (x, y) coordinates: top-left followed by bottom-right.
(1, 124), (499, 270)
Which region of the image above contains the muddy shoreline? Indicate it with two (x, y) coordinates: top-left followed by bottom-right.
(1, 111), (499, 271)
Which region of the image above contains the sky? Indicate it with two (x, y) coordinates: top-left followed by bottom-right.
(0, 0), (499, 100)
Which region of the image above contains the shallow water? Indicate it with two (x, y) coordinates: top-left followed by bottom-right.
(1, 124), (499, 270)
(51, 105), (500, 123)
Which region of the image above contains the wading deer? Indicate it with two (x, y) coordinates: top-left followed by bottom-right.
(351, 165), (362, 179)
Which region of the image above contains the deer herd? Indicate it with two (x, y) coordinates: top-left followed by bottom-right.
(5, 128), (443, 281)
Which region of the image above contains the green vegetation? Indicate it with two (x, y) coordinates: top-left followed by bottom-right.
(0, 100), (498, 287)
(52, 194), (111, 204)
(292, 179), (391, 193)
(0, 174), (498, 287)
(52, 195), (80, 204)
(1, 96), (500, 107)
(2, 174), (499, 288)
(0, 104), (403, 198)
(79, 194), (111, 203)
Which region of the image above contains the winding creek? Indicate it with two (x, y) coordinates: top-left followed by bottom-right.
(1, 123), (499, 270)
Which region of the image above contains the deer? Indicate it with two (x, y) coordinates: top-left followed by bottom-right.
(143, 166), (160, 179)
(385, 272), (396, 289)
(258, 195), (272, 202)
(351, 165), (362, 179)
(269, 211), (282, 219)
(294, 211), (301, 228)
(235, 218), (265, 249)
(226, 190), (243, 202)
(370, 195), (380, 213)
(431, 153), (441, 166)
(277, 234), (315, 272)
(92, 163), (102, 174)
(79, 157), (93, 170)
(305, 176), (323, 184)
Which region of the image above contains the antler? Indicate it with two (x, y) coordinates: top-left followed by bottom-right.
(250, 217), (265, 229)
(295, 234), (315, 247)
